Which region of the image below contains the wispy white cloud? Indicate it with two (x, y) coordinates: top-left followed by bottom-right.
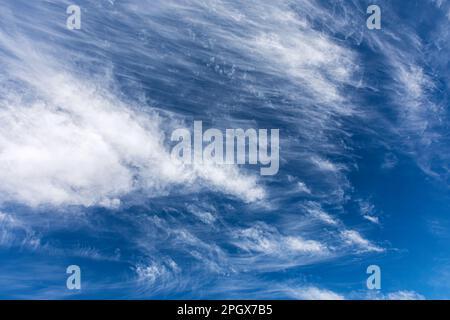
(386, 290), (425, 300)
(304, 202), (339, 226)
(232, 223), (327, 256)
(341, 230), (384, 253)
(290, 286), (345, 300)
(358, 200), (381, 225)
(136, 259), (180, 286)
(0, 0), (402, 298)
(0, 211), (41, 249)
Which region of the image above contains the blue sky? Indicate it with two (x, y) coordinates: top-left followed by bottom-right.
(0, 0), (449, 299)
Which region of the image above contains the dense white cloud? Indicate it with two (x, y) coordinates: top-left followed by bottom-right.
(0, 35), (265, 207)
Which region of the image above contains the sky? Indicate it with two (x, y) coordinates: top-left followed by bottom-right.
(0, 0), (449, 300)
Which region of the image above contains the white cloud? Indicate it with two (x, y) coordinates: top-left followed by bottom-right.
(233, 224), (327, 255)
(311, 157), (340, 172)
(358, 201), (380, 225)
(305, 203), (339, 226)
(189, 208), (216, 225)
(386, 291), (425, 300)
(0, 0), (403, 297)
(135, 259), (181, 289)
(125, 0), (360, 207)
(136, 264), (166, 285)
(296, 182), (311, 194)
(0, 33), (265, 207)
(365, 14), (447, 181)
(0, 211), (40, 249)
(363, 215), (380, 224)
(341, 230), (384, 253)
(292, 286), (345, 300)
(285, 237), (325, 253)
